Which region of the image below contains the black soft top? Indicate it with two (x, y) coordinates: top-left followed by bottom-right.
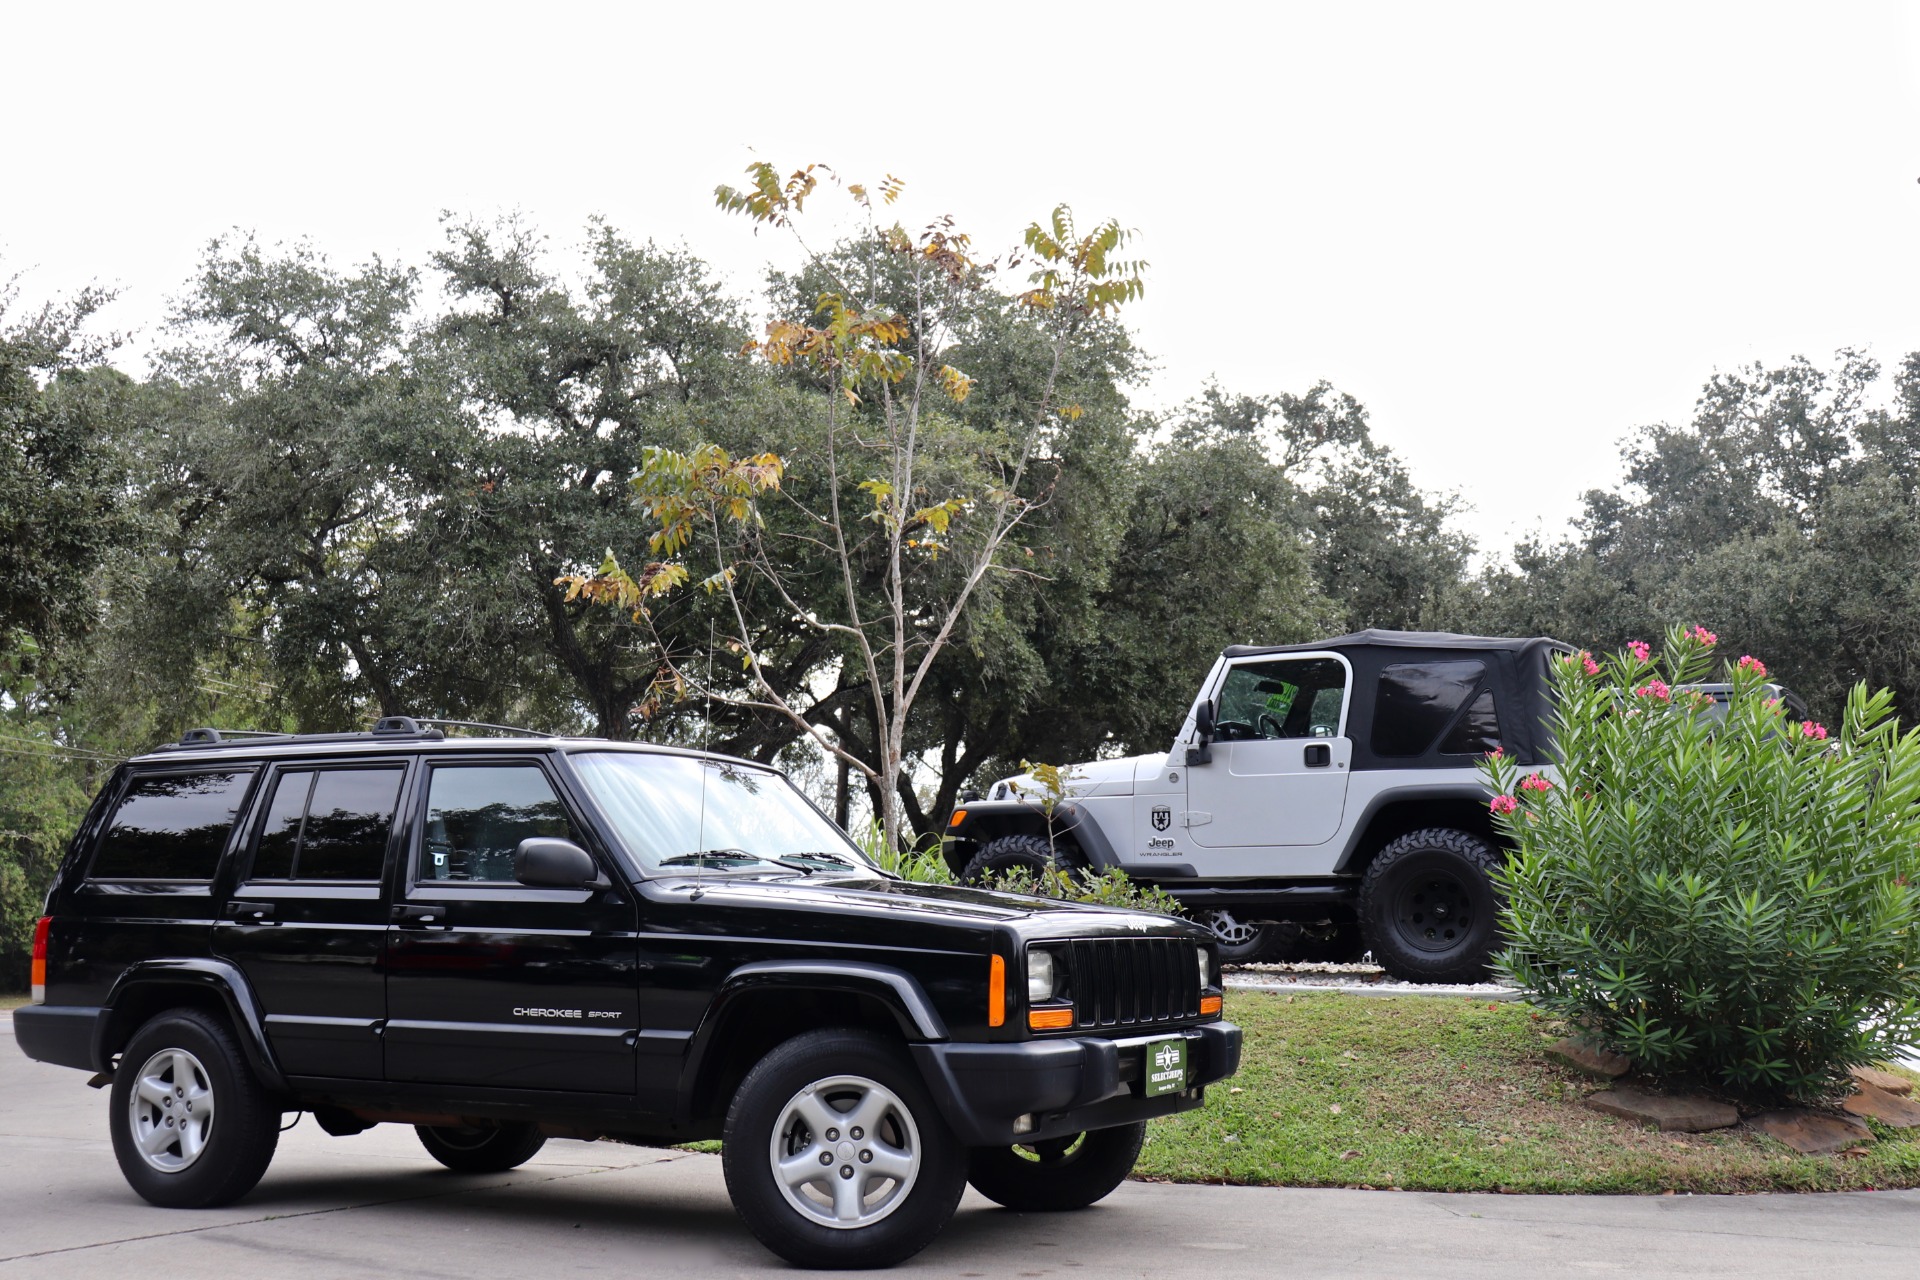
(1224, 630), (1568, 662)
(1223, 630), (1572, 769)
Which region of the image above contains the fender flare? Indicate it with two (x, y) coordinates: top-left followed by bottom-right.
(946, 800), (1122, 872)
(1330, 783), (1498, 874)
(97, 957), (289, 1093)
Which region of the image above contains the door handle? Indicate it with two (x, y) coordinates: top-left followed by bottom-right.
(222, 900), (276, 923)
(391, 904), (446, 927)
(1304, 743), (1331, 768)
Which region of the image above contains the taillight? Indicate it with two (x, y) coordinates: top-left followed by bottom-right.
(30, 916), (51, 1004)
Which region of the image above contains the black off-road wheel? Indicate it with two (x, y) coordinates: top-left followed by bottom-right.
(415, 1122), (548, 1172)
(109, 1008), (281, 1209)
(966, 1123), (1146, 1212)
(722, 1028), (966, 1269)
(1198, 909), (1287, 965)
(960, 833), (1071, 885)
(1358, 827), (1503, 984)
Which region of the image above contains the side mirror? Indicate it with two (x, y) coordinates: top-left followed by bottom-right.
(1186, 700), (1216, 767)
(514, 837), (603, 889)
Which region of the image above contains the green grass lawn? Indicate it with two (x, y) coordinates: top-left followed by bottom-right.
(1134, 990), (1920, 1193)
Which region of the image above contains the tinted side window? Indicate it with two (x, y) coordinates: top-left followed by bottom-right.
(1372, 661), (1488, 758)
(91, 772), (252, 880)
(421, 764), (577, 883)
(1439, 689), (1502, 755)
(249, 768), (403, 882)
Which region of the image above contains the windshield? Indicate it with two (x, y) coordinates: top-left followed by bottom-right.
(569, 751), (877, 878)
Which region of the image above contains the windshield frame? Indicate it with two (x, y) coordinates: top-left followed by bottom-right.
(559, 746), (879, 881)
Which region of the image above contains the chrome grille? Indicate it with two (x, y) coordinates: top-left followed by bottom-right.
(1066, 937), (1200, 1029)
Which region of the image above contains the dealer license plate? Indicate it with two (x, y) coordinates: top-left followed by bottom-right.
(1143, 1037), (1188, 1097)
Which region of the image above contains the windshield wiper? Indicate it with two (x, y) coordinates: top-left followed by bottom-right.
(781, 850), (863, 868)
(657, 849), (773, 869)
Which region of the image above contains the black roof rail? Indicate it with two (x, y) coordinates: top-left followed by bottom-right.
(406, 718), (555, 738)
(156, 716), (559, 754)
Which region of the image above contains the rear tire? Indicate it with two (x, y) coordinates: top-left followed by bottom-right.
(722, 1028), (965, 1269)
(109, 1008), (280, 1208)
(415, 1122), (548, 1172)
(960, 834), (1070, 885)
(966, 1123), (1145, 1212)
(1359, 827), (1502, 983)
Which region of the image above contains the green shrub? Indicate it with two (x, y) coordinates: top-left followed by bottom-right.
(859, 821), (1182, 915)
(1488, 625), (1920, 1102)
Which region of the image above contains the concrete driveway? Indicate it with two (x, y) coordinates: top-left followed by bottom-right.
(6, 1014), (1919, 1279)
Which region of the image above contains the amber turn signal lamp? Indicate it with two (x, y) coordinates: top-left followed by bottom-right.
(30, 916), (50, 1004)
(1200, 994), (1222, 1016)
(1028, 1007), (1075, 1031)
(988, 955), (1006, 1026)
(948, 809), (968, 827)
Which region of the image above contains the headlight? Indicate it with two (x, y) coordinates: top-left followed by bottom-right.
(1028, 950), (1057, 1002)
(1197, 946), (1214, 990)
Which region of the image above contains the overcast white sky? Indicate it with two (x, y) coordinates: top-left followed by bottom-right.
(6, 1), (1919, 557)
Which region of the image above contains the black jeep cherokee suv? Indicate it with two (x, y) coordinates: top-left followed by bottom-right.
(14, 719), (1240, 1268)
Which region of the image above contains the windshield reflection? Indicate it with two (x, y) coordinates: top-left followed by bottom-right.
(569, 752), (877, 878)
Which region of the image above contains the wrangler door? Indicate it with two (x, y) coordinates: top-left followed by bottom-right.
(1185, 654), (1354, 853)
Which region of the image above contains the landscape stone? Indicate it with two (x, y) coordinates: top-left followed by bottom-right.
(1547, 1036), (1631, 1079)
(1848, 1065), (1913, 1097)
(1752, 1109), (1873, 1155)
(1842, 1083), (1920, 1129)
(1582, 1086), (1739, 1132)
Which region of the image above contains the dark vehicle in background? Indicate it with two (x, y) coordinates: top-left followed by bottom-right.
(14, 719), (1239, 1269)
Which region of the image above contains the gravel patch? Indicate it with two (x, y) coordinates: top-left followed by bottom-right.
(1224, 959), (1523, 1000)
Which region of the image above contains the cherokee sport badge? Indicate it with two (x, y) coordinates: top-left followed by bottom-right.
(1151, 806), (1172, 831)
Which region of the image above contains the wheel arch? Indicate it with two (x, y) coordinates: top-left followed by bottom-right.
(942, 801), (1112, 877)
(97, 959), (289, 1094)
(1334, 789), (1506, 879)
(681, 963), (947, 1125)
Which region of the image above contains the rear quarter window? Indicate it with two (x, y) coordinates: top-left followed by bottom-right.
(89, 770), (254, 881)
(1371, 661), (1492, 758)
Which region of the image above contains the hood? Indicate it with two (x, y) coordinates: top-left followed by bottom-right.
(651, 871), (1196, 936)
(986, 753), (1162, 801)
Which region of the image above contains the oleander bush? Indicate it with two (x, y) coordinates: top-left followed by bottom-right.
(1486, 624), (1920, 1102)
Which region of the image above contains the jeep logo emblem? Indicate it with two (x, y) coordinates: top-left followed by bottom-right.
(1151, 806), (1171, 832)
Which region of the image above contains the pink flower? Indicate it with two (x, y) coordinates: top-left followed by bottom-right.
(1628, 640), (1651, 663)
(1737, 655), (1768, 677)
(1763, 697), (1782, 711)
(1519, 774), (1553, 793)
(1486, 747), (1504, 759)
(1686, 626), (1719, 646)
(1800, 720), (1829, 741)
(1634, 680), (1672, 701)
(1579, 650), (1600, 676)
(1489, 794), (1520, 816)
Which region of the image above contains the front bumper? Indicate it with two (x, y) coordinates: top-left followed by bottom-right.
(912, 1020), (1242, 1146)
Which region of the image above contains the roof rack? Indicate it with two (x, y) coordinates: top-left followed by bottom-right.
(157, 716), (556, 754)
(406, 718), (555, 738)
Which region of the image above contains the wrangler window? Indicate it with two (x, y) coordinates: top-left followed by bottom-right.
(1215, 658), (1347, 740)
(1373, 661), (1497, 757)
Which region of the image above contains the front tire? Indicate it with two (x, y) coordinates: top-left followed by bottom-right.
(966, 1123), (1145, 1212)
(109, 1008), (280, 1208)
(1359, 827), (1502, 983)
(722, 1028), (965, 1269)
(1199, 909), (1286, 965)
(960, 833), (1070, 886)
(415, 1122), (548, 1172)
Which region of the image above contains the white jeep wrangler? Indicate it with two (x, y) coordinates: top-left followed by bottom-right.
(945, 631), (1568, 983)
